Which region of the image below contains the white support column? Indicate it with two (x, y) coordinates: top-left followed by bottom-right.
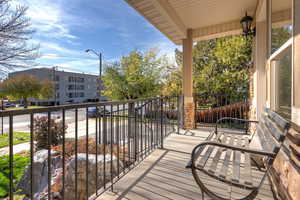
(254, 21), (268, 120)
(266, 0), (272, 57)
(182, 29), (194, 130)
(252, 0), (271, 120)
(292, 0), (300, 125)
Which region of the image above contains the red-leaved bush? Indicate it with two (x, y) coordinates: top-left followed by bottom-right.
(33, 116), (68, 150)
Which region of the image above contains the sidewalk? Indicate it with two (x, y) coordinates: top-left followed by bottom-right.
(0, 119), (120, 155)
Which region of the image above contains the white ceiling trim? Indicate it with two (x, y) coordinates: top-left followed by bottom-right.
(124, 0), (291, 45)
(151, 0), (187, 38)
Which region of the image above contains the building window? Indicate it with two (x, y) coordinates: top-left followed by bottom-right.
(68, 76), (84, 83)
(67, 85), (84, 90)
(68, 85), (74, 90)
(270, 43), (292, 120)
(78, 85), (84, 90)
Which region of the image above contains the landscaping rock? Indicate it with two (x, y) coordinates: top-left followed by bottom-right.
(16, 139), (127, 200)
(16, 149), (62, 199)
(64, 153), (123, 200)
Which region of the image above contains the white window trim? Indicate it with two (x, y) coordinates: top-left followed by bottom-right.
(266, 37), (293, 118)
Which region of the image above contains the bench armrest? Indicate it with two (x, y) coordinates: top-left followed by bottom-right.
(215, 117), (259, 134)
(186, 141), (275, 169)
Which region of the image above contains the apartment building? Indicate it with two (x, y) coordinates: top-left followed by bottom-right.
(9, 68), (102, 105)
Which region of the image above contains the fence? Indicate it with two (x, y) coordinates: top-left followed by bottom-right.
(194, 94), (249, 129)
(0, 96), (179, 200)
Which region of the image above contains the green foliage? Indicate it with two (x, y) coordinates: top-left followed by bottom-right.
(0, 132), (30, 148)
(161, 65), (182, 96)
(0, 73), (54, 107)
(164, 35), (253, 100)
(0, 154), (30, 198)
(102, 49), (168, 100)
(40, 78), (55, 99)
(272, 26), (291, 54)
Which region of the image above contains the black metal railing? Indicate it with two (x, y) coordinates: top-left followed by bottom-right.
(0, 96), (179, 200)
(194, 94), (249, 129)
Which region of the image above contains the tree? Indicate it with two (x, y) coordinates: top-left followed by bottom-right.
(102, 49), (168, 100)
(161, 65), (182, 97)
(0, 0), (38, 78)
(271, 26), (291, 53)
(164, 35), (252, 103)
(0, 73), (54, 108)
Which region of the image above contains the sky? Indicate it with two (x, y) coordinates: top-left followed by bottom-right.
(14, 0), (179, 75)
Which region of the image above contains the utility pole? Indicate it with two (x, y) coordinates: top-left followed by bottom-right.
(99, 52), (102, 100)
(52, 66), (58, 106)
(1, 100), (3, 135)
(85, 49), (102, 101)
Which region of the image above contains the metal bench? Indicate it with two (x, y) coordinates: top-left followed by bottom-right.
(186, 108), (290, 200)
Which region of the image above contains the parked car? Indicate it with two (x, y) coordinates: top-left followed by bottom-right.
(16, 104), (26, 108)
(4, 103), (15, 108)
(87, 107), (110, 118)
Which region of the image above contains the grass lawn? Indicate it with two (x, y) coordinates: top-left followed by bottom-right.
(7, 106), (44, 111)
(0, 132), (30, 148)
(0, 154), (30, 198)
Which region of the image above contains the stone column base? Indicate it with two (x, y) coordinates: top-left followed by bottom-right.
(184, 102), (195, 130)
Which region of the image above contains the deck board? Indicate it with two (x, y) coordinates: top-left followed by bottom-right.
(97, 128), (275, 200)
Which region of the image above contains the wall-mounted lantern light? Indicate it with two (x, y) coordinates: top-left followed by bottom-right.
(240, 12), (255, 36)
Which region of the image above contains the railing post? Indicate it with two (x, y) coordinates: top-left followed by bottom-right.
(160, 97), (164, 149)
(128, 102), (135, 161)
(194, 95), (197, 129)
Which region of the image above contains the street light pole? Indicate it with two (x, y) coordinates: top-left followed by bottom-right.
(85, 49), (102, 101)
(1, 100), (3, 135)
(52, 66), (58, 106)
(99, 52), (102, 99)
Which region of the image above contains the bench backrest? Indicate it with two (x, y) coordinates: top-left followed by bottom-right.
(257, 108), (290, 155)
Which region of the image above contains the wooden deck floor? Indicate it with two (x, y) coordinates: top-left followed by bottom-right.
(97, 128), (275, 200)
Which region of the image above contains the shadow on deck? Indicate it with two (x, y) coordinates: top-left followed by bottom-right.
(97, 128), (275, 200)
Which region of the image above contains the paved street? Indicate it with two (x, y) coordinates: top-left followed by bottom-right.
(0, 118), (166, 156)
(0, 104), (164, 155)
(0, 105), (128, 133)
(0, 108), (87, 133)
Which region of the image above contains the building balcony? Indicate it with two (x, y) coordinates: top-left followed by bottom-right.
(1, 95), (297, 200)
(97, 128), (275, 200)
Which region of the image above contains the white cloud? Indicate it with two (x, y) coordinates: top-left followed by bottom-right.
(39, 41), (81, 56)
(16, 0), (79, 40)
(138, 39), (179, 65)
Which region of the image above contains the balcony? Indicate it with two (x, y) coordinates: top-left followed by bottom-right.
(0, 95), (280, 200)
(98, 128), (274, 200)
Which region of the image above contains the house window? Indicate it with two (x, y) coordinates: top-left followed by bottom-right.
(271, 2), (292, 54)
(270, 44), (292, 120)
(271, 26), (292, 54)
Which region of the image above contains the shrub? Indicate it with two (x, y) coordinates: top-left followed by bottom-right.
(0, 154), (30, 198)
(33, 116), (67, 150)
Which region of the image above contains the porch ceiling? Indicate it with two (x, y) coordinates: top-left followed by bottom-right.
(125, 0), (291, 45)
